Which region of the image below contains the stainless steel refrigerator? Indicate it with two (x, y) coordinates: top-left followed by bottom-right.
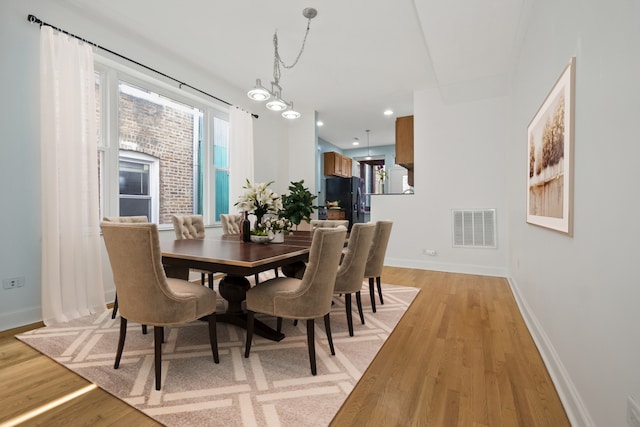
(325, 176), (365, 230)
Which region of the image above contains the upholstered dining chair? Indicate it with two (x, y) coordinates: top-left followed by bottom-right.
(220, 213), (243, 235)
(171, 214), (216, 289)
(364, 220), (393, 313)
(310, 219), (349, 230)
(244, 227), (347, 375)
(332, 222), (376, 336)
(220, 213), (278, 282)
(101, 221), (219, 391)
(103, 216), (149, 319)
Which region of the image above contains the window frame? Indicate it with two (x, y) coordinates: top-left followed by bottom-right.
(94, 55), (230, 228)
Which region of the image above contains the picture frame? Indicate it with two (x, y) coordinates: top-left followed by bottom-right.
(526, 57), (576, 236)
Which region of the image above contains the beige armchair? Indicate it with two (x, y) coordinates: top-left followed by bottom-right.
(244, 227), (347, 375)
(101, 221), (219, 391)
(102, 216), (149, 319)
(171, 214), (215, 288)
(310, 219), (349, 230)
(220, 213), (243, 235)
(364, 220), (393, 312)
(172, 214), (205, 239)
(220, 213), (278, 282)
(333, 223), (375, 336)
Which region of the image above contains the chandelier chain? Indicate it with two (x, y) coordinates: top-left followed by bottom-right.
(272, 19), (312, 86)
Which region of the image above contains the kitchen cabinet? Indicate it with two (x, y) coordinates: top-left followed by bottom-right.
(395, 115), (414, 185)
(324, 151), (352, 177)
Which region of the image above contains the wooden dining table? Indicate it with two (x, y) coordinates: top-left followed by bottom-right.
(161, 231), (317, 341)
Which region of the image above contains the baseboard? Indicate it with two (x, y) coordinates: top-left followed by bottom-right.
(0, 305), (42, 334)
(385, 257), (507, 278)
(507, 275), (595, 427)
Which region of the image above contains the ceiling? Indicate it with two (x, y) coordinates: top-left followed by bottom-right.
(57, 0), (530, 149)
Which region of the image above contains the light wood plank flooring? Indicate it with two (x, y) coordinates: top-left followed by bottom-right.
(0, 267), (569, 426)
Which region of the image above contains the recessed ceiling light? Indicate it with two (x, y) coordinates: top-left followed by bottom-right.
(316, 120), (324, 126)
(383, 109), (393, 116)
(352, 141), (360, 146)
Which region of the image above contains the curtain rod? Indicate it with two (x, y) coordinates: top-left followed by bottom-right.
(27, 14), (258, 119)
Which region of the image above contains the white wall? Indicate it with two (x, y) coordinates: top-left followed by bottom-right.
(373, 88), (508, 277)
(506, 1), (640, 425)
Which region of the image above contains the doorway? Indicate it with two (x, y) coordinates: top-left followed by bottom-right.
(356, 157), (385, 222)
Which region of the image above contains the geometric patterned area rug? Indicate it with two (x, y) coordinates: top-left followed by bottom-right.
(16, 279), (418, 427)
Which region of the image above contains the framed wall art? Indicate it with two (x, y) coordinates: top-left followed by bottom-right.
(526, 57), (576, 236)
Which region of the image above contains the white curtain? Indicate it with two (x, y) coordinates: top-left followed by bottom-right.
(229, 106), (255, 212)
(40, 26), (106, 325)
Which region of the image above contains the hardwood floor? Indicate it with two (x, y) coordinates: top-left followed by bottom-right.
(331, 267), (570, 426)
(0, 267), (569, 426)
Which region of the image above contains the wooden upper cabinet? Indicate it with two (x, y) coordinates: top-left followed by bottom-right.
(324, 151), (352, 177)
(341, 156), (352, 177)
(395, 115), (414, 167)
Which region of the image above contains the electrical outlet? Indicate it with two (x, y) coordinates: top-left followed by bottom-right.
(426, 249), (437, 256)
(3, 276), (24, 290)
(628, 395), (640, 427)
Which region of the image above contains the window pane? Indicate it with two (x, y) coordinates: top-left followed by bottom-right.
(215, 169), (229, 221)
(213, 116), (230, 220)
(120, 197), (151, 218)
(213, 117), (229, 168)
(118, 82), (201, 224)
(119, 161), (149, 195)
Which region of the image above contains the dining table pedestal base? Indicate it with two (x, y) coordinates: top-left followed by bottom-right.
(216, 274), (285, 342)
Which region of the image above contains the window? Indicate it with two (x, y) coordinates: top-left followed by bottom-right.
(118, 152), (158, 220)
(95, 59), (229, 226)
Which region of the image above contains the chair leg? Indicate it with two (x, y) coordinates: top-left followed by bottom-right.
(293, 319), (298, 326)
(255, 273), (260, 284)
(274, 268), (279, 278)
(324, 314), (335, 356)
(345, 293), (354, 337)
(277, 317), (283, 333)
(208, 314), (219, 363)
(201, 272), (206, 286)
(154, 326), (163, 390)
(142, 325), (148, 335)
(307, 319), (317, 375)
(208, 273), (214, 289)
(114, 317), (127, 369)
(111, 294), (118, 319)
(244, 310), (255, 358)
(377, 276), (384, 305)
(356, 291), (365, 325)
(369, 277), (377, 313)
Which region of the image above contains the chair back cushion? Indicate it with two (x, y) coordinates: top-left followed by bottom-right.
(101, 222), (215, 325)
(220, 214), (243, 235)
(279, 228), (346, 318)
(364, 220), (393, 278)
(103, 216), (148, 223)
(334, 223), (376, 293)
(310, 219), (349, 229)
(171, 215), (205, 240)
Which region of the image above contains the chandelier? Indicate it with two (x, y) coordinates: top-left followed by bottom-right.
(247, 7), (317, 119)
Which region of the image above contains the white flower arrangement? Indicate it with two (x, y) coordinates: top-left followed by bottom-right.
(261, 216), (293, 233)
(234, 179), (283, 218)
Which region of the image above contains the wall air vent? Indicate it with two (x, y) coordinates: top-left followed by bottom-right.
(452, 209), (497, 248)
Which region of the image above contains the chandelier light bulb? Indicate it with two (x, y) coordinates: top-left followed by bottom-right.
(247, 79), (271, 101)
(282, 109), (301, 119)
(266, 98), (287, 112)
